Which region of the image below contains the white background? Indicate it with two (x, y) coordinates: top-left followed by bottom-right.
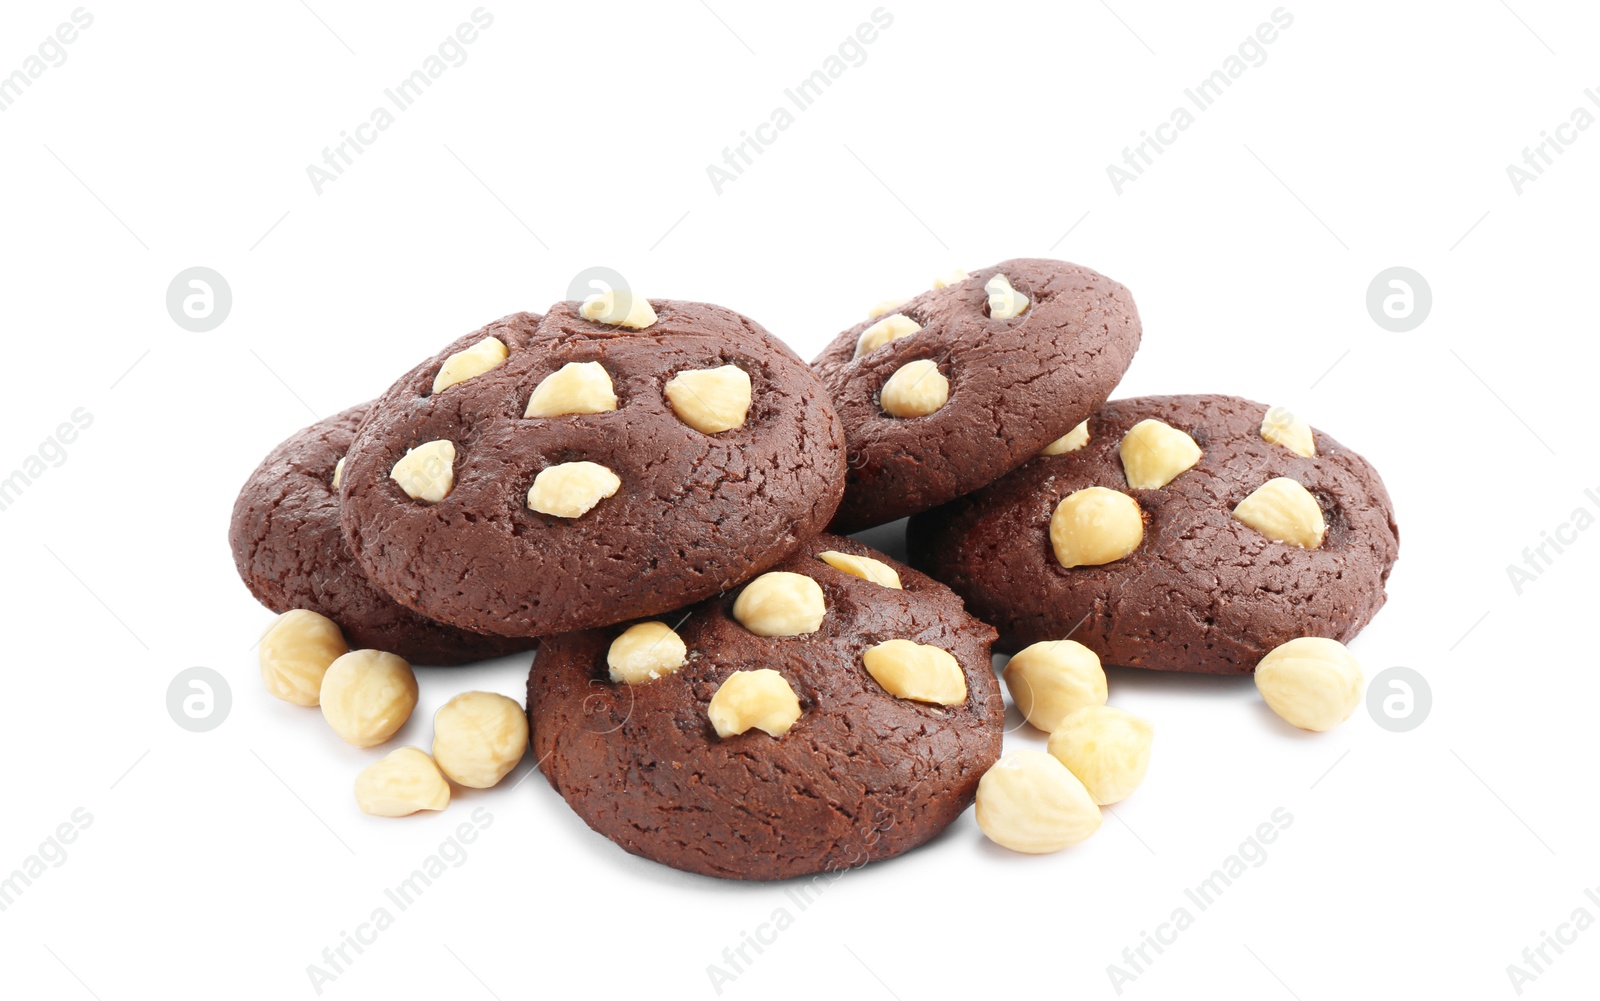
(1, 1), (1596, 998)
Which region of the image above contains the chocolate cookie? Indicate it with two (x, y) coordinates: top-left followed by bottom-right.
(340, 305), (846, 639)
(229, 404), (536, 666)
(812, 258), (1142, 531)
(908, 395), (1399, 674)
(528, 535), (1004, 880)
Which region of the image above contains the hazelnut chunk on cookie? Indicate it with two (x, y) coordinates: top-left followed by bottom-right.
(863, 639), (967, 705)
(1049, 487), (1143, 568)
(880, 359), (949, 418)
(707, 669), (802, 738)
(390, 440), (456, 503)
(527, 461), (621, 519)
(525, 362), (618, 418)
(432, 336), (509, 394)
(665, 364), (752, 434)
(1234, 477), (1326, 549)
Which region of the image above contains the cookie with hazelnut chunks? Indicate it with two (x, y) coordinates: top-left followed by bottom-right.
(812, 258), (1142, 531)
(527, 535), (1003, 881)
(339, 304), (847, 639)
(908, 394), (1399, 674)
(229, 403), (537, 666)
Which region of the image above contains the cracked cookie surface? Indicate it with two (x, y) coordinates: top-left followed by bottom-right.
(527, 535), (1003, 881)
(229, 403), (537, 666)
(812, 258), (1142, 531)
(340, 306), (847, 638)
(907, 394), (1399, 674)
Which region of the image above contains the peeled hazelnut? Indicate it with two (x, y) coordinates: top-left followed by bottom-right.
(976, 749), (1102, 854)
(862, 639), (967, 705)
(855, 314), (922, 357)
(867, 298), (908, 320)
(354, 747), (450, 817)
(1261, 405), (1315, 457)
(931, 269), (969, 289)
(1233, 477), (1326, 548)
(331, 456), (346, 490)
(880, 359), (949, 418)
(1041, 420), (1090, 456)
(665, 364), (752, 434)
(1120, 419), (1202, 490)
(1002, 640), (1107, 732)
(525, 361), (618, 418)
(390, 440), (456, 503)
(527, 461), (621, 518)
(432, 336), (509, 394)
(817, 550), (902, 589)
(1255, 637), (1363, 731)
(259, 609), (349, 707)
(1050, 487), (1143, 568)
(732, 572), (826, 637)
(431, 691), (528, 788)
(607, 621), (688, 684)
(1047, 705), (1154, 805)
(985, 273), (1030, 320)
(579, 289), (656, 329)
(707, 669), (802, 738)
(320, 650), (418, 748)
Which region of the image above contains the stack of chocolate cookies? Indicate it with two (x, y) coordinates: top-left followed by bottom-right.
(231, 259), (1399, 879)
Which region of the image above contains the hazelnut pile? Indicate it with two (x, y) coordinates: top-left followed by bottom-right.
(258, 609), (528, 818)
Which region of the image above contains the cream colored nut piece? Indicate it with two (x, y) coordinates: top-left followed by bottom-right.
(867, 298), (908, 320)
(732, 572), (826, 637)
(707, 669), (802, 738)
(431, 691), (529, 788)
(331, 456), (346, 490)
(1002, 640), (1107, 732)
(817, 550), (902, 589)
(1050, 486), (1144, 568)
(1041, 420), (1090, 456)
(880, 359), (949, 418)
(985, 273), (1030, 320)
(579, 289), (657, 329)
(1254, 637), (1363, 732)
(527, 461), (621, 518)
(390, 439), (456, 503)
(862, 639), (967, 705)
(975, 749), (1102, 854)
(1120, 418), (1202, 490)
(525, 361), (619, 418)
(432, 335), (509, 394)
(1047, 705), (1154, 805)
(320, 650), (418, 748)
(665, 365), (752, 434)
(855, 313), (922, 357)
(354, 747), (450, 817)
(259, 609), (349, 706)
(1261, 405), (1316, 457)
(1233, 477), (1326, 548)
(931, 269), (969, 289)
(607, 621), (689, 684)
